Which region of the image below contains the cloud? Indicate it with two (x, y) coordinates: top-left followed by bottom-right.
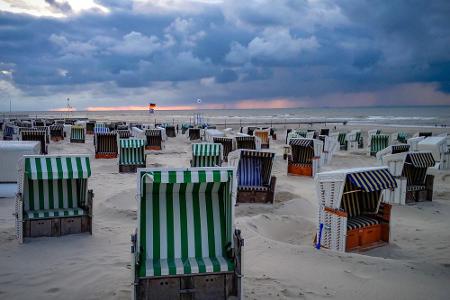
(45, 0), (72, 14)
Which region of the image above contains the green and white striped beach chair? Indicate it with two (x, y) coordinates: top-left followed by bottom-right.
(16, 155), (93, 242)
(191, 143), (223, 167)
(132, 167), (243, 299)
(119, 139), (146, 173)
(70, 125), (86, 143)
(369, 134), (390, 156)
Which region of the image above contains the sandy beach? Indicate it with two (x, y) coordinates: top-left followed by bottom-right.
(1, 124), (450, 300)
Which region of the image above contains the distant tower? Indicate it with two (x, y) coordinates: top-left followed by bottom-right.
(66, 98), (72, 117)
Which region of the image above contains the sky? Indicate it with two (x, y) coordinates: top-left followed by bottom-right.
(0, 0), (450, 111)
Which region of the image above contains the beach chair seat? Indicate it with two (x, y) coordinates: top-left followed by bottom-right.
(254, 129), (270, 149)
(16, 155), (93, 242)
(132, 168), (243, 299)
(229, 149), (276, 204)
(191, 143), (223, 167)
(315, 167), (397, 252)
(235, 135), (261, 150)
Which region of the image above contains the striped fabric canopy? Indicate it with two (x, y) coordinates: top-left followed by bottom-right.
(120, 139), (145, 148)
(192, 143), (222, 156)
(142, 169), (232, 184)
(392, 144), (410, 154)
(145, 129), (162, 136)
(289, 138), (313, 147)
(346, 168), (397, 192)
(94, 127), (109, 134)
(241, 150), (274, 158)
(24, 156), (91, 180)
(407, 152), (435, 168)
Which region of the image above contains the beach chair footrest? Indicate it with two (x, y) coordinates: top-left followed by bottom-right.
(23, 215), (91, 238)
(95, 153), (118, 159)
(288, 163), (312, 176)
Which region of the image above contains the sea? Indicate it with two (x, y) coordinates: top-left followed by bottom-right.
(2, 106), (450, 128)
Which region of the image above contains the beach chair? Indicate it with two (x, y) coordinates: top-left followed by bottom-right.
(119, 139), (146, 173)
(407, 136), (425, 152)
(417, 136), (450, 170)
(288, 138), (323, 177)
(191, 143), (223, 167)
(346, 130), (363, 150)
(21, 129), (47, 154)
(95, 132), (118, 159)
(181, 124), (192, 134)
(165, 125), (176, 138)
(16, 155), (93, 242)
(369, 134), (389, 156)
(34, 126), (50, 143)
(338, 132), (348, 150)
(117, 129), (131, 139)
(315, 167), (397, 252)
(188, 128), (202, 141)
(228, 149), (276, 204)
(131, 167), (243, 299)
(49, 124), (64, 142)
(376, 144), (410, 163)
(70, 126), (86, 143)
(145, 129), (164, 150)
(213, 137), (234, 162)
(254, 129), (270, 149)
(320, 129), (330, 136)
(235, 135), (261, 150)
(382, 152), (435, 205)
(397, 132), (408, 144)
(86, 121), (95, 134)
(3, 124), (18, 140)
(321, 133), (339, 164)
(205, 129), (225, 142)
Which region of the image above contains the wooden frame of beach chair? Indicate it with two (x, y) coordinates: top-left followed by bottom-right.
(145, 129), (164, 150)
(417, 136), (450, 170)
(228, 149), (276, 204)
(95, 132), (118, 159)
(288, 138), (323, 177)
(49, 124), (64, 142)
(382, 152), (435, 205)
(15, 155), (93, 243)
(235, 135), (261, 150)
(253, 129), (270, 149)
(20, 129), (48, 154)
(188, 128), (202, 141)
(368, 134), (390, 156)
(131, 167), (243, 300)
(119, 139), (146, 173)
(213, 137), (234, 162)
(315, 167), (397, 252)
(191, 143), (223, 167)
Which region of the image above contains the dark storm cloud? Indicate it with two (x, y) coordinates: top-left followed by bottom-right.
(0, 0), (449, 109)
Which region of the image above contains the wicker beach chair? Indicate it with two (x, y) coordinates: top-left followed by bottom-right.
(118, 139), (146, 173)
(191, 143), (223, 167)
(213, 137), (234, 162)
(338, 132), (348, 150)
(228, 149), (276, 204)
(70, 126), (86, 143)
(417, 136), (450, 170)
(145, 129), (164, 150)
(235, 135), (261, 150)
(164, 125), (176, 137)
(50, 124), (64, 142)
(16, 155), (93, 242)
(188, 128), (202, 141)
(288, 138), (323, 177)
(315, 167), (397, 252)
(21, 129), (47, 154)
(254, 129), (270, 149)
(382, 152), (435, 204)
(131, 167), (243, 299)
(369, 134), (389, 156)
(95, 132), (118, 159)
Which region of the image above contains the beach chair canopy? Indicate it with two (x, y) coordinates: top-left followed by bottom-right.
(403, 152), (435, 187)
(418, 136), (447, 161)
(289, 138), (315, 164)
(119, 139), (145, 165)
(391, 144), (410, 154)
(94, 127), (110, 134)
(137, 168), (236, 277)
(22, 155), (91, 219)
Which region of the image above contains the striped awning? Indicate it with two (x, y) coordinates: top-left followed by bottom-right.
(407, 152), (435, 168)
(120, 139), (145, 148)
(241, 150), (275, 158)
(94, 127), (109, 134)
(141, 169), (233, 183)
(192, 143), (222, 156)
(347, 168), (397, 192)
(145, 129), (162, 136)
(392, 144), (410, 154)
(25, 156), (91, 180)
(289, 138), (313, 147)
